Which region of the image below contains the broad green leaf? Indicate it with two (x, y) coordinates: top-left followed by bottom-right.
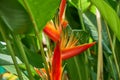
(104, 0), (118, 10)
(0, 54), (22, 65)
(65, 57), (82, 80)
(23, 0), (60, 31)
(90, 0), (120, 41)
(65, 54), (91, 80)
(83, 12), (112, 54)
(69, 0), (91, 12)
(0, 42), (22, 65)
(0, 0), (33, 34)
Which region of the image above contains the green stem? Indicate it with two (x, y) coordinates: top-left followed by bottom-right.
(22, 0), (49, 79)
(96, 9), (103, 80)
(0, 24), (23, 80)
(13, 35), (34, 80)
(78, 0), (90, 79)
(73, 57), (81, 80)
(78, 0), (85, 30)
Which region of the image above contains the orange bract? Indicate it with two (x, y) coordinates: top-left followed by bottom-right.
(51, 43), (62, 80)
(43, 22), (60, 42)
(62, 42), (96, 60)
(59, 0), (66, 24)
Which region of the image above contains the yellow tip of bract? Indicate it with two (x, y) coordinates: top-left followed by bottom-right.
(61, 42), (96, 60)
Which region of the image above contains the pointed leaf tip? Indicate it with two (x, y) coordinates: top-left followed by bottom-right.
(62, 42), (96, 60)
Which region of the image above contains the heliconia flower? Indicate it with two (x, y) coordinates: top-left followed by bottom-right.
(41, 0), (96, 80)
(51, 42), (62, 80)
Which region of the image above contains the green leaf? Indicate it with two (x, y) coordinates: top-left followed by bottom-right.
(23, 0), (60, 31)
(12, 40), (44, 68)
(65, 54), (90, 80)
(0, 54), (22, 65)
(65, 57), (82, 80)
(0, 0), (33, 34)
(90, 0), (120, 41)
(69, 0), (91, 12)
(115, 39), (120, 68)
(83, 11), (112, 54)
(0, 66), (6, 74)
(104, 0), (118, 10)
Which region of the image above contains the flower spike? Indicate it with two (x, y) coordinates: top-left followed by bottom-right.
(62, 42), (96, 60)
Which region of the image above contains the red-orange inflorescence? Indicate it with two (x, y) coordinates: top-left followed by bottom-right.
(39, 0), (96, 80)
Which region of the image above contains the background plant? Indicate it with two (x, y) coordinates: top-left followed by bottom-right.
(0, 0), (120, 80)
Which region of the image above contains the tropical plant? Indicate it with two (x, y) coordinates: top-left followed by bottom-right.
(0, 0), (120, 80)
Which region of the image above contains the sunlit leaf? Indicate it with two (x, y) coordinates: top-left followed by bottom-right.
(90, 0), (120, 41)
(83, 11), (112, 54)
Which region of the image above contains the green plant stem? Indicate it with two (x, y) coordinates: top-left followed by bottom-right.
(96, 9), (103, 80)
(13, 35), (34, 80)
(73, 57), (81, 80)
(105, 21), (120, 79)
(22, 0), (50, 79)
(78, 0), (85, 30)
(0, 25), (23, 80)
(78, 0), (89, 79)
